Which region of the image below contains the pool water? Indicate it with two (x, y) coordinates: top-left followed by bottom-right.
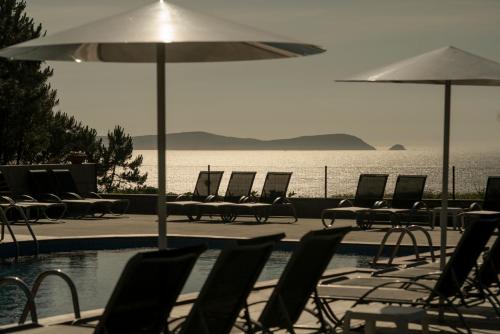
(0, 248), (371, 326)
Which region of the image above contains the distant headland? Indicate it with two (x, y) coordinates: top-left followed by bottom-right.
(128, 132), (376, 150)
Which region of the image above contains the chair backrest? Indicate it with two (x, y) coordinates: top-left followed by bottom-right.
(259, 172), (292, 203)
(224, 172), (256, 202)
(95, 245), (206, 334)
(0, 171), (12, 196)
(432, 218), (498, 299)
(353, 174), (389, 207)
(179, 233), (285, 334)
(483, 176), (500, 211)
(28, 169), (59, 195)
(51, 169), (80, 194)
(390, 175), (427, 209)
(258, 227), (352, 329)
(192, 171), (224, 201)
(477, 232), (500, 287)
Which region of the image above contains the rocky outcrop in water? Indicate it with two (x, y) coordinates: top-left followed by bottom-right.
(389, 144), (406, 150)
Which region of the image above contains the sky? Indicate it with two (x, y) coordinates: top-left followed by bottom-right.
(22, 0), (500, 149)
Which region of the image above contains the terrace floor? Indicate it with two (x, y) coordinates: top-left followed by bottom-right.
(1, 214), (499, 333)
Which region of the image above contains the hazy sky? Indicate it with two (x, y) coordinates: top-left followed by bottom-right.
(23, 0), (500, 149)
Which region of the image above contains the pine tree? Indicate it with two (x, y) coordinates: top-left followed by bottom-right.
(98, 126), (148, 192)
(0, 0), (59, 164)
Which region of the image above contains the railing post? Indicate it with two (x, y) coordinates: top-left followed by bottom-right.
(324, 166), (328, 198)
(208, 164), (211, 195)
(452, 165), (456, 200)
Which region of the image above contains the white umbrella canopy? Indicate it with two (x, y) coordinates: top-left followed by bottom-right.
(0, 1), (323, 62)
(337, 46), (500, 269)
(0, 1), (325, 249)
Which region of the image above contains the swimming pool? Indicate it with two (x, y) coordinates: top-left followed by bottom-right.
(0, 248), (371, 326)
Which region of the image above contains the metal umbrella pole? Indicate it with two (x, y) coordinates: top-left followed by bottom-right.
(440, 81), (451, 270)
(156, 44), (167, 249)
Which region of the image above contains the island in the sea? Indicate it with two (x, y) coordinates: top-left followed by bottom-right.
(389, 144), (406, 150)
(130, 131), (376, 150)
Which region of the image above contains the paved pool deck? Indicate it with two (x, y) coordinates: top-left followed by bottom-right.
(2, 215), (500, 333)
(3, 214), (463, 247)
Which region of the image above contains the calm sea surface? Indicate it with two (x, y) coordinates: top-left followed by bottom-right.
(135, 149), (500, 197)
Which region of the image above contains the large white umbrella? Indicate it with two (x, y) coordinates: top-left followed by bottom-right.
(337, 46), (500, 269)
(0, 1), (325, 249)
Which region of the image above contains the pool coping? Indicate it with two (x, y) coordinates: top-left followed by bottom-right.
(0, 233), (443, 260)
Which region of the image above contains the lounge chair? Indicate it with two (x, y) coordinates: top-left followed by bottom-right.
(52, 169), (129, 216)
(0, 171), (66, 222)
(168, 233), (285, 334)
(361, 175), (428, 229)
(241, 227), (352, 333)
(166, 170), (224, 221)
(229, 172), (297, 223)
(28, 169), (97, 218)
(316, 215), (500, 332)
(2, 245), (207, 334)
(321, 174), (389, 228)
(196, 171), (256, 222)
(464, 176), (500, 224)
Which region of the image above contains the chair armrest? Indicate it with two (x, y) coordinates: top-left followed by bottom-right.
(373, 200), (388, 208)
(205, 195), (218, 202)
(411, 201), (428, 211)
(272, 196), (291, 205)
(1, 196), (15, 205)
(14, 194), (38, 202)
(36, 193), (63, 202)
(245, 195), (258, 203)
(467, 202), (482, 211)
(62, 192), (84, 200)
(175, 193), (191, 201)
(338, 199), (353, 207)
(87, 192), (103, 199)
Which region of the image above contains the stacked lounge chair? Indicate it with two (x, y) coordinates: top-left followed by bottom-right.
(196, 171), (256, 222)
(321, 174), (388, 228)
(0, 171), (66, 222)
(29, 169), (96, 218)
(52, 169), (129, 216)
(362, 175), (428, 228)
(229, 172), (297, 223)
(316, 214), (500, 332)
(166, 170), (224, 221)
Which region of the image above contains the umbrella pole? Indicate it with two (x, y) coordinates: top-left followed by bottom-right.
(157, 43), (167, 250)
(440, 81), (452, 270)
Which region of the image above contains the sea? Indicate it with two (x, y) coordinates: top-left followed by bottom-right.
(135, 149), (500, 198)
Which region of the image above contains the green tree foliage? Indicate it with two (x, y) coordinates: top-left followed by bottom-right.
(0, 0), (58, 164)
(39, 111), (102, 163)
(0, 0), (148, 192)
(98, 126), (148, 192)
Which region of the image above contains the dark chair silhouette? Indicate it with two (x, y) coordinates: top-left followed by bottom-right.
(242, 227), (352, 333)
(169, 233), (285, 334)
(0, 171), (66, 222)
(230, 172), (297, 223)
(196, 171), (256, 222)
(2, 245), (207, 334)
(166, 171), (224, 221)
(28, 169), (94, 218)
(52, 169), (129, 216)
(363, 175), (428, 228)
(316, 216), (500, 332)
(321, 174), (389, 228)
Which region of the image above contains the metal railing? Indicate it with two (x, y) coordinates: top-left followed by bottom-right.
(137, 164), (500, 199)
